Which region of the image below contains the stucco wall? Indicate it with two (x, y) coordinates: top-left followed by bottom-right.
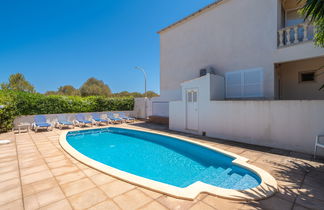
(13, 98), (152, 127)
(274, 42), (324, 64)
(14, 111), (134, 128)
(170, 73), (324, 156)
(169, 74), (224, 134)
(160, 0), (278, 101)
(159, 0), (324, 102)
(279, 56), (324, 100)
(133, 97), (152, 119)
(170, 99), (324, 156)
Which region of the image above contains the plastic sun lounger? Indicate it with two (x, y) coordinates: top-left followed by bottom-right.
(32, 115), (52, 132)
(314, 134), (324, 159)
(107, 112), (123, 124)
(56, 115), (74, 129)
(91, 113), (109, 126)
(75, 114), (93, 127)
(118, 112), (135, 122)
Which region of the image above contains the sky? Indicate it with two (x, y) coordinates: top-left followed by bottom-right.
(0, 0), (215, 94)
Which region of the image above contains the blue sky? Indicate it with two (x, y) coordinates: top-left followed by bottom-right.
(0, 0), (214, 94)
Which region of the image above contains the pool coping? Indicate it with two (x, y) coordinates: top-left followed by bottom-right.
(59, 127), (277, 201)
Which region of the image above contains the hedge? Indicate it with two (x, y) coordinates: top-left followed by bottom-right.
(0, 90), (134, 133)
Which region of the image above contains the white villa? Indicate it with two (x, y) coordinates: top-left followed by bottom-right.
(151, 0), (324, 156)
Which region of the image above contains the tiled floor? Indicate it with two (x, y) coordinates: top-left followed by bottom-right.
(0, 122), (324, 210)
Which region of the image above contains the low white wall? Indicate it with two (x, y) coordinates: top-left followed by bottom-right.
(133, 98), (152, 119)
(14, 111), (134, 128)
(170, 100), (324, 156)
(14, 97), (154, 126)
(152, 101), (169, 117)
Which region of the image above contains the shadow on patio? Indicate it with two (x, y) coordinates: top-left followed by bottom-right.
(237, 159), (324, 209)
(130, 122), (324, 209)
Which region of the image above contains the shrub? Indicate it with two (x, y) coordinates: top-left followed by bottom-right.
(0, 90), (134, 133)
(0, 91), (17, 132)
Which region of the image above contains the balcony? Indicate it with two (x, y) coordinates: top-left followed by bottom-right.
(278, 23), (314, 48)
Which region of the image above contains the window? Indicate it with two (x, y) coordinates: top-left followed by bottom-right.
(187, 90), (198, 102)
(299, 71), (315, 83)
(187, 92), (192, 102)
(225, 68), (264, 98)
(192, 91), (197, 102)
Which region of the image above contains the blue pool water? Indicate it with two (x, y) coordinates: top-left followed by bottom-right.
(67, 128), (261, 190)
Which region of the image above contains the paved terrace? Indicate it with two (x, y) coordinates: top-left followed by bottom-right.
(0, 122), (323, 210)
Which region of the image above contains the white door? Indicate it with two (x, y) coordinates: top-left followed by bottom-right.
(186, 89), (198, 131)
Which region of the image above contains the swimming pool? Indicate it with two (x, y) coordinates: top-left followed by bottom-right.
(61, 127), (277, 200)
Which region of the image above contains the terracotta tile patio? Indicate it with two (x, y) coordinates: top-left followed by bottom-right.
(0, 122), (324, 210)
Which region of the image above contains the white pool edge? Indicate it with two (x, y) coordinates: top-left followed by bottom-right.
(59, 127), (277, 201)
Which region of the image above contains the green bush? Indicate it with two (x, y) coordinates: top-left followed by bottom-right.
(0, 92), (17, 133)
(0, 90), (134, 133)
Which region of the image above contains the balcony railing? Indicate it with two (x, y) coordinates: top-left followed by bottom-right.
(278, 23), (314, 48)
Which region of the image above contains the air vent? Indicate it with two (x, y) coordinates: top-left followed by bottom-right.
(200, 66), (215, 77)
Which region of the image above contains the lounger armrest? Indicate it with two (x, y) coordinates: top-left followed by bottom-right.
(31, 122), (35, 130)
(317, 135), (324, 140)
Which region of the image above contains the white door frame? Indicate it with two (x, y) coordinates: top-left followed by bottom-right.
(185, 88), (199, 131)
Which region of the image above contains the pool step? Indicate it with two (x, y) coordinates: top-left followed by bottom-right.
(218, 172), (243, 189)
(232, 174), (259, 190)
(181, 166), (224, 187)
(186, 167), (236, 187)
(195, 167), (250, 190)
(182, 167), (257, 190)
(200, 167), (233, 186)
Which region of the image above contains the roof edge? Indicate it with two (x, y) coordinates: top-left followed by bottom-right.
(157, 0), (226, 34)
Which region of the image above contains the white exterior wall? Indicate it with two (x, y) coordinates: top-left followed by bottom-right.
(133, 98), (152, 119)
(170, 73), (324, 156)
(14, 111), (134, 128)
(160, 0), (278, 101)
(170, 100), (324, 155)
(274, 42), (324, 64)
(169, 74), (225, 133)
(163, 0), (324, 156)
(170, 99), (324, 156)
(206, 100), (324, 155)
(159, 0), (324, 102)
(151, 101), (169, 117)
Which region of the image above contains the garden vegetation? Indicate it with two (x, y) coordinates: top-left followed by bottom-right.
(0, 73), (158, 133)
(0, 90), (134, 133)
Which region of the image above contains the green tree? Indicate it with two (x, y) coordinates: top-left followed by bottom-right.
(113, 90), (159, 98)
(1, 73), (35, 93)
(57, 85), (80, 96)
(44, 91), (58, 95)
(299, 0), (324, 47)
(113, 91), (142, 97)
(80, 77), (112, 97)
(130, 92), (143, 97)
(145, 91), (159, 98)
(113, 91), (131, 97)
